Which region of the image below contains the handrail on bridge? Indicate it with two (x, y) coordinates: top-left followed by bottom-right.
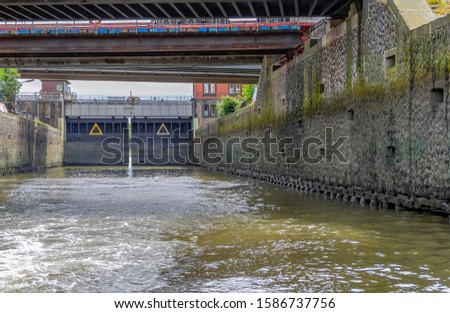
(0, 17), (319, 36)
(16, 92), (64, 101)
(17, 93), (193, 104)
(74, 95), (192, 102)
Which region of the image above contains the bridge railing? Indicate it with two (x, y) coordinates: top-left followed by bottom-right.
(65, 103), (193, 118)
(72, 95), (192, 105)
(17, 93), (192, 105)
(16, 92), (39, 101)
(16, 92), (64, 101)
(0, 17), (321, 36)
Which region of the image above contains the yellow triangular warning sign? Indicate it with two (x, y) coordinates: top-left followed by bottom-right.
(89, 122), (103, 136)
(156, 123), (170, 136)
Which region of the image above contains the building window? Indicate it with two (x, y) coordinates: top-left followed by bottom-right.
(229, 84), (235, 94)
(236, 84), (241, 94)
(203, 104), (209, 117)
(203, 83), (216, 95)
(211, 105), (217, 117)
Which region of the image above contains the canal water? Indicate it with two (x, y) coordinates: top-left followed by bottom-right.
(0, 167), (449, 293)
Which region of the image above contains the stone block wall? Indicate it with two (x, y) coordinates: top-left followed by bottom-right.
(197, 0), (450, 218)
(0, 112), (64, 175)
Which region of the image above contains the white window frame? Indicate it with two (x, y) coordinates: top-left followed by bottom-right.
(229, 84), (235, 94)
(236, 84), (241, 94)
(203, 104), (209, 117)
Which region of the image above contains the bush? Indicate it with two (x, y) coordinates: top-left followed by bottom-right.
(242, 84), (256, 103)
(0, 68), (21, 102)
(216, 96), (241, 117)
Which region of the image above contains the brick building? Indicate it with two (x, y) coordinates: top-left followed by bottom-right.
(193, 82), (243, 129)
(41, 80), (72, 99)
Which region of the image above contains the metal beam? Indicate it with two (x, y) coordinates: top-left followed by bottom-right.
(309, 0), (319, 15)
(170, 3), (186, 18)
(216, 2), (228, 18)
(154, 3), (171, 18)
(0, 1), (279, 5)
(138, 3), (158, 19)
(94, 4), (116, 19)
(200, 3), (214, 18)
(18, 5), (47, 20)
(0, 10), (20, 21)
(0, 1), (356, 20)
(19, 71), (259, 84)
(1, 56), (263, 67)
(4, 6), (33, 20)
(79, 4), (102, 19)
(109, 4), (130, 19)
(232, 2), (242, 17)
(248, 2), (256, 17)
(321, 0), (339, 15)
(278, 0), (285, 17)
(124, 3), (144, 19)
(48, 5), (76, 19)
(33, 5), (60, 20)
(263, 0), (270, 17)
(20, 66), (261, 75)
(185, 2), (199, 18)
(63, 4), (88, 19)
(0, 33), (302, 57)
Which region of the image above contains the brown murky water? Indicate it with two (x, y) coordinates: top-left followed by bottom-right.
(0, 167), (449, 292)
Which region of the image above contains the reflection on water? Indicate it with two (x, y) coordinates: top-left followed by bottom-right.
(0, 167), (449, 293)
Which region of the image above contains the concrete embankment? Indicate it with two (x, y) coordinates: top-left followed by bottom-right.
(0, 112), (64, 176)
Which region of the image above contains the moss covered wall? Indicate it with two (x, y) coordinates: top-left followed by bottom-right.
(0, 112), (64, 175)
(198, 1), (450, 215)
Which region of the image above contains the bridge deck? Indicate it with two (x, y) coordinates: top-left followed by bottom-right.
(0, 1), (359, 21)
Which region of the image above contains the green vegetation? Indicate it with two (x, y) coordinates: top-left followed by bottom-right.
(242, 84), (256, 103)
(216, 96), (242, 117)
(0, 69), (21, 102)
(216, 85), (257, 118)
(427, 0), (450, 15)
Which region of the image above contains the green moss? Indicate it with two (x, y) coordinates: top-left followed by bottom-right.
(217, 104), (287, 134)
(427, 0), (450, 15)
(303, 73), (410, 117)
(206, 15), (448, 134)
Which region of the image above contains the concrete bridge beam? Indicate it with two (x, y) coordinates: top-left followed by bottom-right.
(0, 33), (302, 58)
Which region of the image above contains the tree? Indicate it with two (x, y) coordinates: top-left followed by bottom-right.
(216, 96), (241, 117)
(0, 68), (21, 102)
(242, 84), (256, 103)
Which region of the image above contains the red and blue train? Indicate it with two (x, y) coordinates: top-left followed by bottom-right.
(0, 17), (314, 36)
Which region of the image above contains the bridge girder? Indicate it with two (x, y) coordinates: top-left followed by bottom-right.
(0, 56), (263, 68)
(0, 32), (301, 58)
(0, 1), (362, 21)
(19, 69), (260, 84)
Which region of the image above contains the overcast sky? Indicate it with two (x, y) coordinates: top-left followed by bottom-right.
(19, 80), (193, 97)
